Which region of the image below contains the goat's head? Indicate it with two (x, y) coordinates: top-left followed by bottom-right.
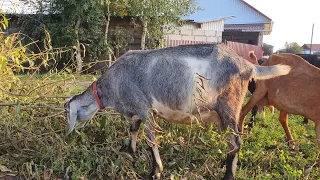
(64, 94), (99, 135)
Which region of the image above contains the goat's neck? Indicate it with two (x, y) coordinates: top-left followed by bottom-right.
(94, 81), (112, 109)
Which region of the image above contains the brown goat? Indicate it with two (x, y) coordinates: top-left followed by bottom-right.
(239, 53), (320, 147)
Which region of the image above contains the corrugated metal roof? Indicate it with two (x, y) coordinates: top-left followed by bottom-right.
(302, 44), (320, 51)
(185, 16), (235, 24)
(224, 24), (265, 31)
(239, 0), (271, 21)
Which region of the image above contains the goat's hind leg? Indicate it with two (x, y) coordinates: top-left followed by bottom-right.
(315, 121), (320, 149)
(278, 111), (294, 144)
(239, 86), (268, 133)
(215, 101), (241, 180)
(224, 123), (241, 180)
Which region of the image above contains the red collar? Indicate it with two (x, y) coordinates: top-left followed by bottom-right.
(92, 81), (104, 109)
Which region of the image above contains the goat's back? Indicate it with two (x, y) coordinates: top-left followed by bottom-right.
(99, 44), (255, 117)
(261, 53), (320, 119)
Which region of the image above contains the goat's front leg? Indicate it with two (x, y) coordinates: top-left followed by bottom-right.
(128, 115), (142, 153)
(145, 118), (163, 179)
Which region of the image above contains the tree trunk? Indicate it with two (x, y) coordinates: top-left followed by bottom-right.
(141, 19), (148, 50)
(104, 1), (112, 67)
(105, 17), (112, 67)
(104, 4), (110, 46)
(75, 18), (82, 73)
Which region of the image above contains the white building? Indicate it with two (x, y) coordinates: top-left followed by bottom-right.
(165, 18), (229, 46)
(302, 44), (320, 55)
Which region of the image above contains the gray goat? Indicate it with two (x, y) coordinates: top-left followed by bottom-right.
(64, 44), (290, 179)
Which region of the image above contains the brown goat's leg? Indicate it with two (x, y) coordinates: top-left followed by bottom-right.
(268, 105), (275, 115)
(315, 122), (320, 149)
(278, 112), (294, 143)
(239, 89), (267, 133)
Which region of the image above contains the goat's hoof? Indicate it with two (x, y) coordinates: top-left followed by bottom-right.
(222, 174), (234, 180)
(127, 147), (134, 154)
(149, 171), (163, 180)
(287, 140), (296, 149)
(120, 139), (136, 154)
(119, 145), (127, 152)
(120, 145), (136, 154)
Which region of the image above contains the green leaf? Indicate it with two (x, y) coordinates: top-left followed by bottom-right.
(28, 60), (35, 67)
(0, 56), (7, 70)
(3, 16), (8, 28)
(100, 115), (107, 130)
(65, 68), (72, 74)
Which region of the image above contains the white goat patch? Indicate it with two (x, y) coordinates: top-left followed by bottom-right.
(151, 97), (220, 125)
(184, 57), (209, 78)
(152, 97), (190, 121)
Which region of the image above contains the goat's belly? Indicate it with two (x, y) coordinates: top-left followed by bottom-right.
(151, 93), (220, 125)
(154, 105), (220, 125)
(159, 111), (220, 125)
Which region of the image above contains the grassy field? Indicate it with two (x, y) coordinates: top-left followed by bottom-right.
(0, 74), (319, 180)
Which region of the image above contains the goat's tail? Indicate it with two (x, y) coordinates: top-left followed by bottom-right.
(253, 64), (291, 80)
(248, 51), (258, 65)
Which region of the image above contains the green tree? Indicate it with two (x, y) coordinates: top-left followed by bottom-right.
(100, 0), (129, 66)
(127, 0), (199, 49)
(263, 43), (274, 56)
(16, 0), (199, 71)
(284, 42), (303, 54)
(43, 0), (106, 72)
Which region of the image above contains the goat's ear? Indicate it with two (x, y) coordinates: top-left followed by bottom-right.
(66, 107), (78, 135)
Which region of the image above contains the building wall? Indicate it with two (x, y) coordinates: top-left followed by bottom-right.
(180, 23), (200, 30)
(165, 21), (224, 44)
(165, 28), (222, 43)
(222, 31), (260, 46)
(302, 49), (320, 54)
(227, 41), (264, 62)
(109, 17), (143, 51)
(201, 21), (225, 31)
